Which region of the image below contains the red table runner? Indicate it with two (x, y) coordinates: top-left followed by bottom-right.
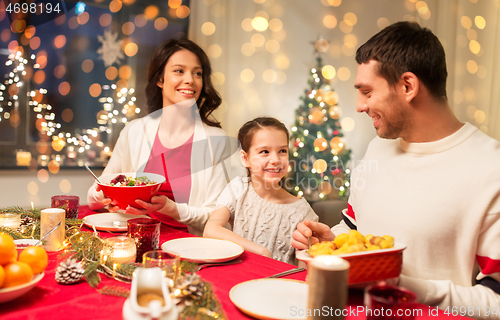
(0, 206), (469, 320)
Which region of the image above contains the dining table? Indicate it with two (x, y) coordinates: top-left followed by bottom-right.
(0, 206), (470, 320)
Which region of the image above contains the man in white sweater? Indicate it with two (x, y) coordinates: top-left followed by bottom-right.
(292, 21), (500, 319)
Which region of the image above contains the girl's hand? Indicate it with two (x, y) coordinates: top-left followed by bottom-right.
(291, 220), (335, 250)
(95, 185), (121, 212)
(125, 195), (171, 216)
(259, 247), (273, 259)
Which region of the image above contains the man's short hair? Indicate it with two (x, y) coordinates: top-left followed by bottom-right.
(356, 21), (448, 100)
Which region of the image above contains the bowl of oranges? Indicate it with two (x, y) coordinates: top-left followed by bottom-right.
(0, 233), (48, 303)
(296, 230), (406, 286)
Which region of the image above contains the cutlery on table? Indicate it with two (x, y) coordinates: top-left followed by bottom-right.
(196, 258), (243, 271)
(266, 267), (306, 278)
(34, 221), (62, 246)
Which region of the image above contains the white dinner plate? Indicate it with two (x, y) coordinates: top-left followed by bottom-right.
(161, 237), (244, 263)
(83, 212), (149, 232)
(0, 273), (44, 303)
(230, 278), (308, 320)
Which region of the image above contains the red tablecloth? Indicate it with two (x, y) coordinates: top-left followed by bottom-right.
(0, 206), (469, 320)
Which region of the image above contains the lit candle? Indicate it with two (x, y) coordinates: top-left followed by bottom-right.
(0, 213), (21, 229)
(16, 151), (32, 166)
(40, 208), (66, 251)
(101, 236), (136, 264)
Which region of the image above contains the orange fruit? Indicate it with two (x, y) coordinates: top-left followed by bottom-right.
(3, 261), (33, 288)
(19, 246), (48, 274)
(0, 265), (4, 288)
(0, 233), (16, 266)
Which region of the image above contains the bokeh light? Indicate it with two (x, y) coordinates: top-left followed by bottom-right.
(34, 70), (45, 84)
(52, 137), (65, 152)
(275, 55), (289, 70)
(119, 65), (132, 79)
(322, 65), (336, 79)
(37, 169), (49, 183)
(168, 0), (182, 8)
(154, 17), (168, 30)
(77, 12), (89, 25)
(269, 18), (283, 32)
(323, 15), (337, 29)
(109, 0), (122, 13)
(240, 69), (255, 83)
(58, 82), (70, 96)
(475, 16), (486, 29)
(106, 67), (118, 80)
(81, 60), (93, 73)
(251, 33), (265, 47)
(62, 108), (73, 122)
(201, 22), (216, 36)
(467, 60), (478, 74)
(466, 105), (476, 119)
(337, 67), (351, 81)
(27, 181), (38, 195)
(124, 42), (138, 56)
(89, 83), (102, 97)
(474, 109), (485, 124)
(263, 69), (277, 83)
(212, 72), (225, 86)
(344, 12), (357, 26)
(241, 18), (253, 32)
(252, 17), (268, 32)
(341, 117), (355, 131)
(177, 6), (190, 19)
(68, 16), (79, 29)
(461, 16), (472, 29)
(30, 36), (40, 50)
(315, 39), (329, 53)
(54, 35), (66, 48)
(122, 22), (135, 35)
(60, 180), (72, 193)
(134, 14), (147, 27)
(241, 43), (255, 56)
(25, 27), (36, 38)
(469, 40), (480, 54)
(265, 39), (280, 53)
(207, 44), (222, 58)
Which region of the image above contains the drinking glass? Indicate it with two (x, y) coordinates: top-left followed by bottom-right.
(364, 284), (418, 320)
(127, 218), (161, 262)
(143, 250), (180, 286)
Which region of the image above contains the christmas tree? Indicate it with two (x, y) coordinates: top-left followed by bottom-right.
(285, 56), (352, 202)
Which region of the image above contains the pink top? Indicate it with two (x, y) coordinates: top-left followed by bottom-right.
(144, 131), (193, 229)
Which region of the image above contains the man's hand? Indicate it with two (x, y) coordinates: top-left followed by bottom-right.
(291, 220), (335, 250)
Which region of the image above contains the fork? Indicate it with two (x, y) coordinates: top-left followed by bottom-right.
(196, 258), (243, 271)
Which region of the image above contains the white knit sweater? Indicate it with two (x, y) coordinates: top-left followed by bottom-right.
(332, 123), (500, 319)
(217, 177), (318, 264)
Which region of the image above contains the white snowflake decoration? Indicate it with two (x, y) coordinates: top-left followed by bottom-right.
(97, 30), (124, 67)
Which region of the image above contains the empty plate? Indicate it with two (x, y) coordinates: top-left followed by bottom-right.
(161, 237), (244, 263)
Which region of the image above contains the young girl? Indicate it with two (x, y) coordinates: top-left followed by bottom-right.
(204, 117), (318, 264)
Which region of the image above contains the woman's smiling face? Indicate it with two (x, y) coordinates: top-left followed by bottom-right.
(158, 49), (203, 106)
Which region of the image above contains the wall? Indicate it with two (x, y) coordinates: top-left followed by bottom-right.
(0, 168), (103, 209)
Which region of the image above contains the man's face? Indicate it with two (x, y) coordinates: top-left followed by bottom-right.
(354, 60), (410, 140)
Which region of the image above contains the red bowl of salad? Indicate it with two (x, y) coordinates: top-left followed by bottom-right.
(97, 172), (166, 210)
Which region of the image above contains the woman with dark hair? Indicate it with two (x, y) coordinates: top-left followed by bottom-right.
(87, 39), (235, 236)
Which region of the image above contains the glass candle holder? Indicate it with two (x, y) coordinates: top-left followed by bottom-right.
(40, 208), (66, 252)
(143, 250), (180, 286)
(51, 195), (80, 219)
(364, 284), (418, 320)
(0, 213), (21, 230)
(101, 236), (137, 264)
(127, 218), (161, 263)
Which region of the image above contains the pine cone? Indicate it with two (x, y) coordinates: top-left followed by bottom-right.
(17, 216), (35, 233)
(55, 258), (85, 285)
